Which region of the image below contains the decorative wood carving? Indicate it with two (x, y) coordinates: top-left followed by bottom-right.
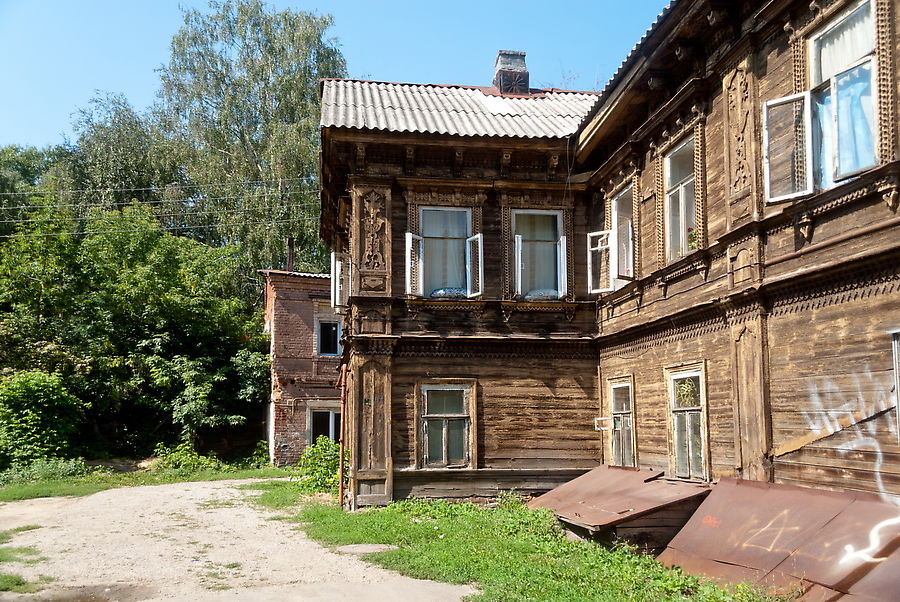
(355, 143), (367, 174)
(875, 0), (896, 162)
(363, 192), (387, 271)
(501, 205), (513, 300)
(884, 187), (899, 212)
(797, 212), (814, 243)
(395, 339), (595, 361)
(692, 107), (708, 249)
(723, 61), (753, 199)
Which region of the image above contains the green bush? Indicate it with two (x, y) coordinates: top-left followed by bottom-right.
(0, 458), (91, 486)
(154, 441), (222, 474)
(0, 370), (85, 469)
(296, 436), (342, 492)
(233, 440), (270, 469)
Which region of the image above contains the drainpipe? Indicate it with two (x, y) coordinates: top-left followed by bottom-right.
(337, 363), (348, 509)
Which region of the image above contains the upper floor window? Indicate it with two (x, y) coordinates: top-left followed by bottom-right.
(665, 137), (697, 262)
(514, 210), (567, 300)
(588, 185), (634, 294)
(318, 319), (341, 355)
(406, 207), (483, 299)
(764, 0), (875, 201)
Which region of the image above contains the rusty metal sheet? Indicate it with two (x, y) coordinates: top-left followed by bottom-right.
(661, 478), (900, 596)
(844, 536), (900, 600)
(665, 479), (853, 575)
(772, 496), (900, 591)
(528, 465), (709, 530)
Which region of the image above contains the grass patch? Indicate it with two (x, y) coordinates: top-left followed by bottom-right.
(0, 525), (40, 544)
(297, 496), (783, 602)
(0, 573), (40, 593)
(0, 467), (290, 502)
(0, 546), (41, 564)
(238, 480), (319, 510)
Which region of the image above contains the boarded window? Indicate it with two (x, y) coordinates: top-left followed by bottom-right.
(763, 93), (812, 201)
(587, 230), (613, 293)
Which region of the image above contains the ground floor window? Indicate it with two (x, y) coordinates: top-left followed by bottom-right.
(420, 383), (474, 468)
(610, 380), (635, 467)
(666, 364), (707, 480)
(311, 409), (340, 443)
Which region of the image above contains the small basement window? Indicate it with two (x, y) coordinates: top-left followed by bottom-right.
(421, 385), (470, 468)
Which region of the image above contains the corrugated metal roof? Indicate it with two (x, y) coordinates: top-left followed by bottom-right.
(320, 79), (599, 139)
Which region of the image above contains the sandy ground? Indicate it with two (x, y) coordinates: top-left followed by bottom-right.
(0, 480), (474, 601)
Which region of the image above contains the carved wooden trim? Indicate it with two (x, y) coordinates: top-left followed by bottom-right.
(693, 111), (708, 249)
(396, 339), (596, 360)
(564, 208), (574, 301)
(599, 307), (729, 357)
(788, 23), (806, 94)
(501, 205), (512, 299)
(631, 174), (642, 279)
(875, 0), (896, 162)
(654, 151), (665, 268)
(723, 60), (754, 199)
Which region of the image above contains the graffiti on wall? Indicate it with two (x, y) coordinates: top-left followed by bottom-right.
(800, 364), (899, 565)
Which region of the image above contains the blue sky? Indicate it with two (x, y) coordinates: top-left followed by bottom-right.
(0, 1), (669, 148)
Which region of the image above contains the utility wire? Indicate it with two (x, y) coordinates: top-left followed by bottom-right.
(0, 188), (318, 212)
(0, 216), (318, 239)
(0, 202), (320, 224)
(0, 177), (316, 197)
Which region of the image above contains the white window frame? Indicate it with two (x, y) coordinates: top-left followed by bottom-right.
(763, 0), (877, 201)
(316, 318), (341, 356)
(609, 379), (636, 468)
(666, 364), (708, 481)
(664, 136), (697, 262)
(465, 233), (484, 298)
(420, 384), (471, 468)
(330, 251), (350, 309)
(406, 206), (474, 298)
(762, 92), (814, 202)
(587, 230), (614, 294)
(309, 408), (341, 443)
(512, 209), (567, 299)
(611, 184), (634, 286)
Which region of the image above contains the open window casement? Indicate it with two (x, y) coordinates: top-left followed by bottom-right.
(763, 92), (814, 202)
(556, 234), (568, 299)
(513, 234), (524, 297)
(330, 251), (350, 309)
(587, 230), (615, 293)
(405, 232), (424, 296)
(465, 233), (483, 298)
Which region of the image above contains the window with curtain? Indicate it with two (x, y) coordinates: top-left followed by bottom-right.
(421, 208), (469, 297)
(763, 0), (876, 201)
(514, 211), (565, 299)
(665, 137), (697, 262)
(422, 386), (469, 467)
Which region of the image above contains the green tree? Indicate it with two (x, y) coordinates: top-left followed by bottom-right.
(0, 370), (85, 469)
(157, 0), (346, 273)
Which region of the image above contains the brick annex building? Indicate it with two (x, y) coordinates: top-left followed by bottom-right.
(316, 0), (900, 514)
(260, 271), (341, 465)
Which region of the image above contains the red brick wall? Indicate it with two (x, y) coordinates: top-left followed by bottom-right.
(261, 271), (341, 465)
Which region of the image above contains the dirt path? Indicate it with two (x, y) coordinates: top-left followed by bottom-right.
(0, 480), (474, 601)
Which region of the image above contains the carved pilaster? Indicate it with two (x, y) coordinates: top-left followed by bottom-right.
(875, 0), (896, 162)
(723, 59), (755, 210)
(350, 182), (392, 296)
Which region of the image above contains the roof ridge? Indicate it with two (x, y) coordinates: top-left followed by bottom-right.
(320, 78), (598, 96)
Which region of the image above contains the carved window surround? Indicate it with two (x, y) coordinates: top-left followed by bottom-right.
(406, 299), (487, 321)
(499, 190), (575, 301)
(600, 163), (643, 281)
(651, 104), (709, 269)
(401, 184), (488, 237)
(784, 0), (896, 165)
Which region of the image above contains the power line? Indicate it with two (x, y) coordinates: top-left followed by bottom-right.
(0, 177), (317, 198)
(0, 187), (318, 211)
(0, 216), (319, 239)
(0, 202), (320, 225)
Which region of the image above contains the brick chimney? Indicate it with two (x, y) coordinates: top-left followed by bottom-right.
(493, 50), (529, 95)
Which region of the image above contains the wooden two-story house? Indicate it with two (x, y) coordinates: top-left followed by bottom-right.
(319, 0), (899, 509)
(319, 52), (604, 506)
